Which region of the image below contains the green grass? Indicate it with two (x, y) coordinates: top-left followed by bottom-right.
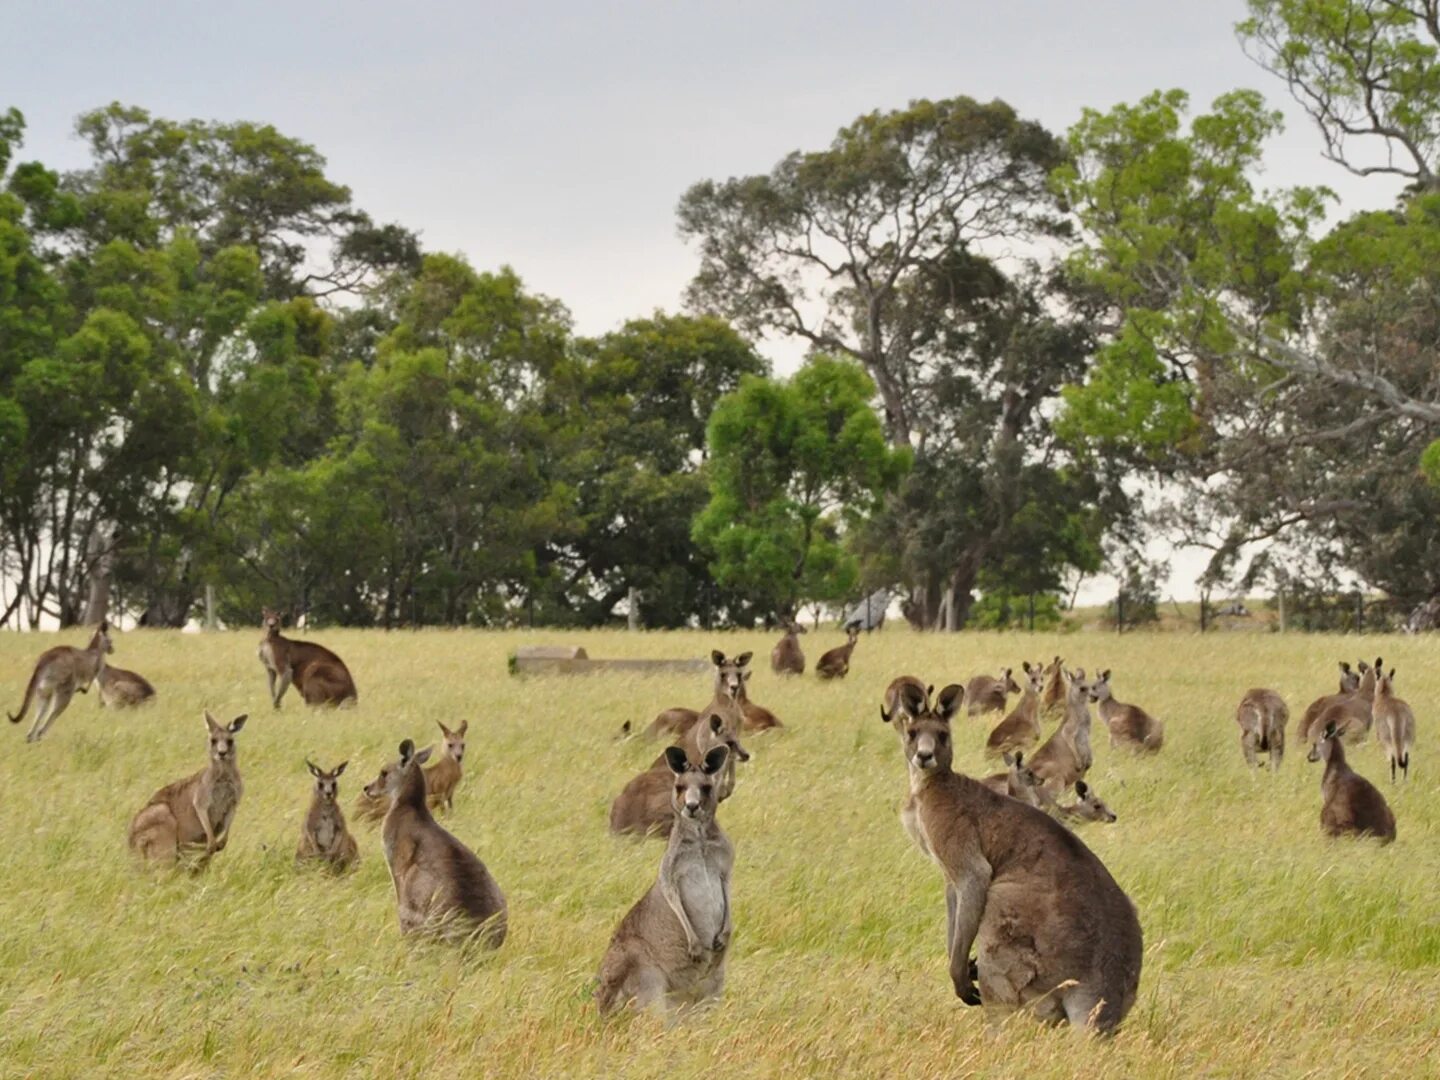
(0, 628), (1436, 1078)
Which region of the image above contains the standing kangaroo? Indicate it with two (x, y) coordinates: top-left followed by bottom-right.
(257, 607), (358, 708)
(1090, 670), (1164, 753)
(8, 621), (114, 741)
(641, 651), (751, 740)
(815, 626), (860, 680)
(1307, 723), (1396, 844)
(1027, 669), (1095, 795)
(984, 662), (1044, 758)
(1372, 669), (1415, 783)
(296, 760), (360, 871)
(597, 744), (734, 1016)
(771, 622), (805, 676)
(128, 712), (247, 865)
(97, 663), (156, 709)
(425, 720), (468, 813)
(368, 739), (507, 945)
(1235, 688), (1288, 771)
(1297, 659), (1375, 743)
(610, 711), (750, 838)
(1040, 656), (1067, 716)
(965, 668), (1021, 718)
(897, 689), (1143, 1032)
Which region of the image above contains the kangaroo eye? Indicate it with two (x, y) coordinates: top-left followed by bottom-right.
(938, 731), (949, 745)
(701, 785), (712, 797)
(675, 786), (684, 795)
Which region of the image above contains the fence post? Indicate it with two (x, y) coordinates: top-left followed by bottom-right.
(627, 586), (639, 631)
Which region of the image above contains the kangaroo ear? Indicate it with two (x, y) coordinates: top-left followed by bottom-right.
(742, 670), (752, 682)
(398, 739), (415, 763)
(702, 744), (730, 775)
(880, 706), (892, 725)
(228, 715), (248, 734)
(414, 746), (434, 766)
(708, 713), (723, 734)
(1102, 669), (1112, 681)
(1389, 668), (1396, 681)
(204, 710), (221, 731)
(1323, 722), (1337, 740)
(935, 683), (964, 721)
(734, 651), (753, 668)
(1022, 661), (1032, 674)
(459, 720), (469, 735)
(1015, 752), (1024, 767)
(899, 682), (926, 716)
(437, 720), (453, 737)
(1003, 752), (1016, 767)
(1339, 661), (1351, 672)
(711, 650), (726, 666)
(664, 746), (689, 775)
(334, 761), (348, 776)
(306, 759), (321, 778)
(1075, 780), (1089, 797)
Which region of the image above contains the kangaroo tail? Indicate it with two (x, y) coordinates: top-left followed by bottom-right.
(7, 666), (39, 723)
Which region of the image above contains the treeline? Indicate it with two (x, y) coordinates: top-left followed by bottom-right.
(6, 0), (1440, 631)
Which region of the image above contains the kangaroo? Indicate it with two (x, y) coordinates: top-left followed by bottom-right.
(97, 663), (156, 709)
(368, 739), (507, 945)
(891, 682), (965, 860)
(979, 751), (1045, 809)
(641, 651), (751, 740)
(1307, 722), (1396, 844)
(965, 667), (1022, 718)
(1040, 656), (1067, 716)
(898, 694), (1144, 1032)
(611, 711), (750, 838)
(8, 620), (114, 741)
(984, 662), (1045, 758)
(1027, 669), (1095, 795)
(1297, 659), (1375, 743)
(1372, 669), (1416, 783)
(1059, 780), (1118, 824)
(814, 626), (860, 680)
(351, 763), (393, 825)
(1236, 688), (1288, 771)
(880, 675), (931, 731)
(597, 744), (734, 1016)
(735, 671), (782, 733)
(1090, 670), (1163, 753)
(771, 621), (805, 676)
(128, 711), (247, 865)
(296, 760), (360, 871)
(424, 720), (468, 813)
(257, 607), (358, 708)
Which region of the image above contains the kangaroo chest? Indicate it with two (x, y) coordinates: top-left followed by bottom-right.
(205, 773), (241, 828)
(313, 808), (340, 850)
(671, 840), (729, 946)
(901, 793), (933, 859)
(258, 639), (283, 673)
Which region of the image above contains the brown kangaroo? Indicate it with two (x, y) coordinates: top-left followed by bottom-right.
(984, 662), (1045, 758)
(610, 711), (750, 838)
(1236, 688), (1288, 771)
(351, 762), (395, 825)
(897, 694), (1144, 1032)
(735, 671), (782, 733)
(367, 739), (507, 945)
(979, 751), (1045, 809)
(1307, 722), (1396, 844)
(1372, 669), (1416, 783)
(640, 650), (751, 740)
(98, 663), (156, 709)
(596, 744), (734, 1016)
(1090, 670), (1164, 753)
(424, 720), (468, 813)
(296, 760), (360, 871)
(771, 621), (805, 676)
(965, 668), (1021, 718)
(892, 682), (965, 860)
(1027, 669), (1095, 795)
(815, 626), (860, 680)
(8, 621), (114, 742)
(1040, 656), (1067, 716)
(1059, 780), (1118, 825)
(257, 607), (358, 708)
(1297, 659), (1375, 743)
(880, 675), (931, 731)
(128, 711), (247, 865)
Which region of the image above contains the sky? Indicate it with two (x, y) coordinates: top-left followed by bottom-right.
(2, 0), (1406, 608)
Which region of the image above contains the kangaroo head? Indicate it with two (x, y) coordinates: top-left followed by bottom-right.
(204, 710), (247, 762)
(711, 650), (752, 698)
(1002, 751), (1041, 797)
(1001, 667), (1021, 695)
(89, 620), (115, 655)
(307, 759), (347, 800)
(1065, 668), (1091, 706)
(1023, 662), (1045, 693)
(438, 720), (468, 764)
(1072, 780), (1117, 823)
(1088, 670), (1113, 703)
(261, 607), (284, 633)
(367, 739), (435, 802)
(1338, 661), (1358, 693)
(901, 683), (962, 774)
(846, 625), (860, 644)
(664, 744), (728, 822)
(790, 621), (806, 636)
(699, 710), (749, 763)
(1308, 721), (1341, 764)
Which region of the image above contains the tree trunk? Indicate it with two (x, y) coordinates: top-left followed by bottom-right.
(81, 525), (113, 626)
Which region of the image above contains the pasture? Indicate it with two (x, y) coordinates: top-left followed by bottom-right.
(1, 627), (1437, 1078)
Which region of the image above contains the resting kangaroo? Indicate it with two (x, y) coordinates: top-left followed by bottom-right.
(1235, 688), (1288, 770)
(351, 762), (393, 824)
(979, 751), (1045, 809)
(1297, 659), (1374, 743)
(257, 607), (358, 708)
(815, 626), (860, 680)
(596, 744), (734, 1016)
(296, 760), (359, 871)
(984, 662), (1045, 758)
(128, 711), (247, 865)
(897, 687), (1143, 1033)
(1059, 780), (1118, 825)
(771, 622), (805, 676)
(1307, 723), (1396, 844)
(97, 663), (156, 708)
(1090, 670), (1164, 753)
(1372, 669), (1415, 783)
(368, 739), (507, 945)
(610, 712), (750, 838)
(641, 651), (751, 740)
(8, 621), (114, 741)
(965, 668), (1021, 718)
(425, 720), (468, 813)
(1027, 669), (1095, 795)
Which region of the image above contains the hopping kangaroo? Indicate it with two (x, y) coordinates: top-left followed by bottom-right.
(368, 739), (507, 945)
(984, 661), (1045, 758)
(897, 688), (1143, 1033)
(815, 626), (860, 680)
(641, 651), (751, 740)
(1372, 669), (1416, 783)
(296, 760), (359, 871)
(610, 711), (750, 838)
(965, 668), (1021, 718)
(98, 663), (156, 709)
(1090, 670), (1164, 753)
(8, 620), (114, 741)
(771, 622), (805, 676)
(597, 744), (734, 1016)
(1027, 669), (1095, 795)
(1297, 659), (1375, 743)
(1235, 688), (1288, 771)
(1308, 723), (1396, 844)
(128, 712), (247, 865)
(257, 607), (358, 708)
(425, 720), (468, 813)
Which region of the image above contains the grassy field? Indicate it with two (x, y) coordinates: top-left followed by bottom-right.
(0, 627), (1436, 1079)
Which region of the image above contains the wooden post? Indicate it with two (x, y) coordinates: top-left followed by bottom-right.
(1277, 586), (1286, 633)
(205, 584), (216, 631)
(627, 586), (639, 631)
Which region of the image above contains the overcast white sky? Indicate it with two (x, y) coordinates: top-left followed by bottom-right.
(4, 0), (1406, 607)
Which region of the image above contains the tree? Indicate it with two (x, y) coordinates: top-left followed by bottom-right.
(692, 356), (910, 621)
